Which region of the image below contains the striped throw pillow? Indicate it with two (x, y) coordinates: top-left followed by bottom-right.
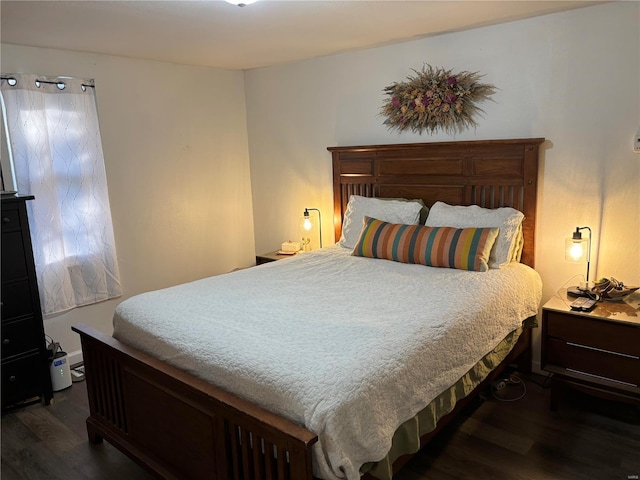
(352, 217), (499, 272)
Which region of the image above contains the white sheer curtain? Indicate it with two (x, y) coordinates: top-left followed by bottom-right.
(1, 73), (122, 316)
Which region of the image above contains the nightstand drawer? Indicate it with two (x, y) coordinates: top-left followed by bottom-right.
(546, 338), (640, 386)
(545, 311), (640, 357)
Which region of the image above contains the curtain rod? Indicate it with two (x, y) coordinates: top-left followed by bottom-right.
(1, 75), (95, 89)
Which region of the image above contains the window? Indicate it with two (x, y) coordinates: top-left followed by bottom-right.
(1, 74), (122, 316)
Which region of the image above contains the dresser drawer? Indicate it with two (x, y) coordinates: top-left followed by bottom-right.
(1, 208), (21, 232)
(546, 337), (640, 387)
(1, 318), (43, 359)
(2, 353), (48, 407)
(1, 231), (29, 281)
(1, 280), (34, 322)
(545, 311), (640, 357)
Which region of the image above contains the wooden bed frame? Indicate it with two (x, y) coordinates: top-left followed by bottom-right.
(73, 138), (545, 480)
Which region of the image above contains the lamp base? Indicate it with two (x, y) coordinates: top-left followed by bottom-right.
(567, 286), (592, 298)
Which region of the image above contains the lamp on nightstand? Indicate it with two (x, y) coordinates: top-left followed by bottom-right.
(302, 208), (322, 251)
(565, 226), (592, 297)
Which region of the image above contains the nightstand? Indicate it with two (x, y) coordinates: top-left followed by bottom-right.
(541, 289), (640, 411)
(255, 250), (297, 265)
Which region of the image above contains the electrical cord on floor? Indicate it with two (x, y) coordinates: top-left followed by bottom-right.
(70, 364), (86, 383)
(491, 373), (527, 402)
(519, 371), (553, 389)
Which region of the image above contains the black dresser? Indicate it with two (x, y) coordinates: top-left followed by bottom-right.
(1, 195), (53, 410)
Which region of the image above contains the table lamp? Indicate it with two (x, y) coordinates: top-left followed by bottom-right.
(565, 226), (591, 297)
(302, 208), (322, 250)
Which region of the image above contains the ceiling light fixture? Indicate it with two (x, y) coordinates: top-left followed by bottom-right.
(224, 0), (259, 6)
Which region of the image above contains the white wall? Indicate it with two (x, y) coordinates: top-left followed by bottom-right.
(1, 45), (256, 363)
(2, 3), (638, 372)
(245, 2), (640, 371)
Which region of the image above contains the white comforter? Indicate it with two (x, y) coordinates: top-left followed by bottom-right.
(113, 246), (542, 480)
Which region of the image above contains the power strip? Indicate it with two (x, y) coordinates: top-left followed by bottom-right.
(492, 374), (520, 391)
(492, 379), (508, 391)
(491, 374), (527, 402)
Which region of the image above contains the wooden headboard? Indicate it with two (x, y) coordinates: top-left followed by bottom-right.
(328, 138), (545, 268)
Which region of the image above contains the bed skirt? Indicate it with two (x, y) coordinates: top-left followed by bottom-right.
(363, 320), (531, 480)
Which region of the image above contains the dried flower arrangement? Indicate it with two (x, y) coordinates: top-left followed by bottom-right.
(381, 64), (496, 135)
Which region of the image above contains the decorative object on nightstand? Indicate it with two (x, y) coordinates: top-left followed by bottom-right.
(302, 207), (322, 251)
(256, 242), (301, 266)
(565, 226), (592, 297)
(592, 277), (638, 300)
(541, 289), (640, 412)
(279, 241), (300, 255)
(1, 195), (54, 411)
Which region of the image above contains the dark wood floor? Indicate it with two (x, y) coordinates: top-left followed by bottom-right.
(2, 373), (639, 480)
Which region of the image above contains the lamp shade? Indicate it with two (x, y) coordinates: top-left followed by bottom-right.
(565, 236), (589, 262)
(302, 213), (313, 232)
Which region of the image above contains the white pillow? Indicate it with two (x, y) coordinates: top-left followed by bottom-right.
(339, 195), (423, 249)
(511, 224), (524, 263)
(425, 201), (524, 268)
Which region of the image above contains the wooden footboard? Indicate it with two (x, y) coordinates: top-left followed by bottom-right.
(72, 324), (317, 480)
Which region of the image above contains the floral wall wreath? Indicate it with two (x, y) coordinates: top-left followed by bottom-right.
(381, 64), (496, 135)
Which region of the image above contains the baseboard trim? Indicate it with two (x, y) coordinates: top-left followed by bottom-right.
(68, 350), (83, 368)
(532, 360), (544, 375)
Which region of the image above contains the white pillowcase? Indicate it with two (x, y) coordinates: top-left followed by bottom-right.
(425, 201), (524, 269)
(511, 224), (524, 263)
(339, 195), (423, 249)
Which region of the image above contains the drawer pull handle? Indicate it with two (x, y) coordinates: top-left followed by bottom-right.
(2, 217), (10, 224)
(2, 338), (9, 345)
(9, 375), (16, 382)
(566, 342), (639, 360)
(566, 368), (638, 388)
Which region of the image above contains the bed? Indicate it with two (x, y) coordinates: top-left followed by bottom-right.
(73, 138), (545, 480)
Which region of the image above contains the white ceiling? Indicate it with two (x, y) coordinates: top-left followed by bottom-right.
(1, 0), (603, 70)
